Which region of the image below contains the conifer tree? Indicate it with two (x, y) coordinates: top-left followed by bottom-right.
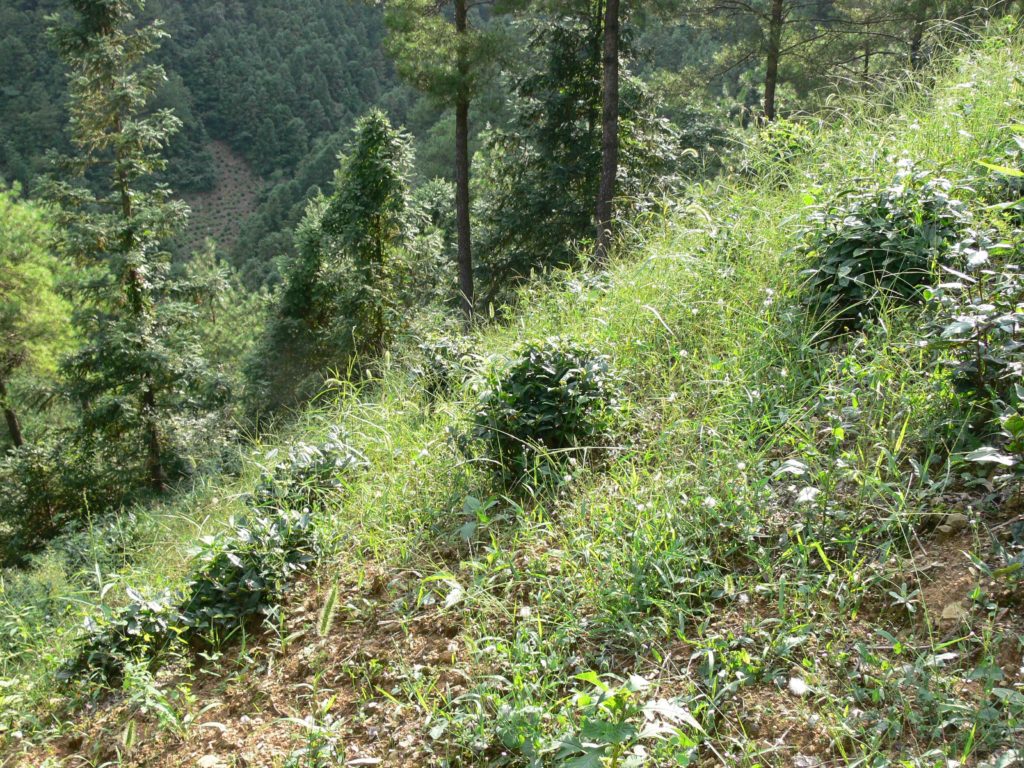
(0, 184), (73, 449)
(44, 0), (209, 492)
(384, 0), (498, 319)
(250, 110), (413, 411)
(321, 109), (413, 357)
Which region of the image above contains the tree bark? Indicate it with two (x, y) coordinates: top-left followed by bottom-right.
(454, 0), (474, 320)
(142, 385), (166, 492)
(763, 0), (784, 121)
(908, 0), (927, 69)
(0, 378), (24, 449)
(909, 20), (925, 68)
(594, 0), (619, 267)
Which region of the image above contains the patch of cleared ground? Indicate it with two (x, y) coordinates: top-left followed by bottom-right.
(180, 141), (263, 256)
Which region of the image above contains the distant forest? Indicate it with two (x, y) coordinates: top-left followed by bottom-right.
(2, 0), (983, 286)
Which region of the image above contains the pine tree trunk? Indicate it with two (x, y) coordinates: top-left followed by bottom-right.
(594, 0), (619, 267)
(454, 0), (474, 320)
(763, 0), (784, 122)
(908, 1), (927, 70)
(116, 137), (166, 493)
(142, 385), (166, 492)
(0, 378), (24, 449)
(588, 0), (603, 136)
(909, 22), (924, 68)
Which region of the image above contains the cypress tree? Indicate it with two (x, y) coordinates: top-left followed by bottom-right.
(44, 0), (210, 492)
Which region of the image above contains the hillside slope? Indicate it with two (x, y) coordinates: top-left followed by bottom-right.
(3, 30), (1024, 768)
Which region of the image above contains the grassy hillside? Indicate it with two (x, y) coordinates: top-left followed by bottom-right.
(3, 29), (1024, 768)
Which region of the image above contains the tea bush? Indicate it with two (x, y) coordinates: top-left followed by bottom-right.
(181, 509), (316, 639)
(978, 128), (1024, 221)
(62, 432), (361, 684)
(251, 428), (367, 511)
(472, 338), (619, 482)
(925, 243), (1024, 477)
(60, 589), (181, 685)
(801, 163), (972, 331)
(927, 260), (1023, 402)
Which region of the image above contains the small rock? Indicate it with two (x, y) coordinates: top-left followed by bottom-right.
(793, 756), (822, 768)
(978, 748), (1020, 767)
(936, 524), (955, 538)
(197, 757), (226, 768)
(788, 676), (810, 697)
(942, 512), (969, 532)
(941, 601), (969, 622)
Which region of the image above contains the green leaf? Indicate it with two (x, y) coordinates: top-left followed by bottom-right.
(993, 562), (1023, 578)
(563, 748), (607, 768)
(1003, 414), (1024, 438)
(965, 447), (1017, 466)
(580, 719), (637, 745)
(575, 670), (606, 690)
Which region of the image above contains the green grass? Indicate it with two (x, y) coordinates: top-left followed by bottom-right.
(3, 26), (1024, 767)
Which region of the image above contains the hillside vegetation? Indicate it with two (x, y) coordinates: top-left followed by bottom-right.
(3, 29), (1024, 768)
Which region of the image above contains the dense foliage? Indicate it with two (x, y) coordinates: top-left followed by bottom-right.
(800, 164), (974, 331)
(474, 15), (686, 304)
(0, 185), (72, 451)
(473, 337), (620, 482)
(248, 111), (418, 410)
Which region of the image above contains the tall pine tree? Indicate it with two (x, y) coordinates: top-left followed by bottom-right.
(384, 0), (499, 319)
(44, 0), (210, 492)
(0, 184), (73, 450)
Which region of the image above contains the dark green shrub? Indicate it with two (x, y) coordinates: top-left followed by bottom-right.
(413, 336), (482, 402)
(472, 338), (619, 482)
(181, 509), (316, 639)
(801, 164), (972, 331)
(59, 588), (181, 685)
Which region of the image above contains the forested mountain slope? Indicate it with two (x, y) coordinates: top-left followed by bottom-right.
(0, 0), (400, 283)
(2, 29), (1024, 767)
